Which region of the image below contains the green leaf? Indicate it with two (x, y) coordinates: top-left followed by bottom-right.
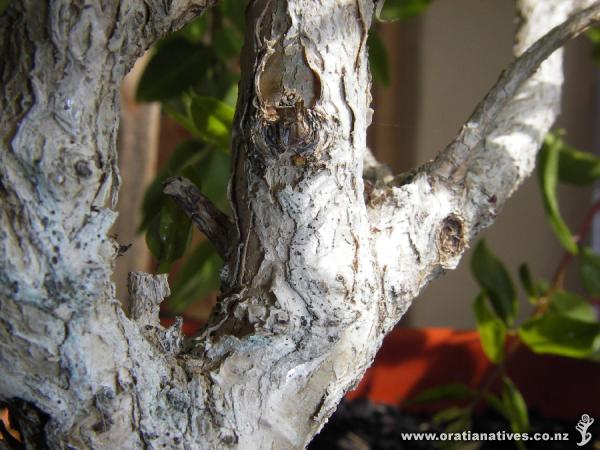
(192, 147), (231, 211)
(376, 0), (433, 22)
(483, 392), (508, 418)
(500, 377), (529, 434)
(518, 263), (538, 301)
(219, 0), (247, 31)
(537, 134), (578, 254)
(367, 29), (390, 87)
(166, 240), (222, 313)
(177, 15), (209, 43)
(136, 38), (213, 102)
(534, 279), (550, 298)
(473, 293), (507, 363)
(586, 27), (600, 65)
(470, 240), (517, 325)
(145, 199), (192, 270)
(548, 290), (598, 324)
(580, 247), (600, 297)
(163, 97), (198, 136)
(518, 311), (600, 358)
(213, 25), (244, 61)
(0, 0), (11, 14)
(139, 140), (209, 232)
(432, 407), (468, 426)
(442, 413), (471, 437)
(406, 384), (477, 406)
(189, 95), (235, 150)
(557, 142), (600, 186)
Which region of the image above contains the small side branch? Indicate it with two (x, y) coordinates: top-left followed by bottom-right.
(429, 2), (600, 181)
(366, 0), (600, 334)
(163, 176), (236, 259)
(128, 271), (183, 355)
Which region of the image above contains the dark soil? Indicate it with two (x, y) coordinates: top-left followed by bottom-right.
(308, 399), (599, 450)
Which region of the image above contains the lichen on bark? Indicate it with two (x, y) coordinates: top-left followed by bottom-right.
(1, 0), (599, 448)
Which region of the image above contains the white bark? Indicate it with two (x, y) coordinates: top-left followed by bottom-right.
(367, 0), (599, 333)
(0, 0), (598, 449)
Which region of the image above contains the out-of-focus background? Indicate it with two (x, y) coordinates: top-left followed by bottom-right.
(113, 0), (598, 329)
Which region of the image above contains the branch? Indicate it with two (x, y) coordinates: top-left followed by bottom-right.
(163, 176), (237, 259)
(428, 1), (600, 181)
(117, 0), (220, 67)
(129, 272), (183, 355)
(367, 0), (599, 333)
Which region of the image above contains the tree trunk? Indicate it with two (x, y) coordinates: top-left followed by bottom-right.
(1, 0), (599, 448)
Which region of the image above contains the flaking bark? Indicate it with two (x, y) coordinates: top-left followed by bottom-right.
(0, 0), (598, 448)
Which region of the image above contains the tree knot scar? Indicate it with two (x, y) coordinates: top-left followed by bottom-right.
(254, 39), (324, 163)
(437, 214), (466, 267)
(260, 90), (320, 157)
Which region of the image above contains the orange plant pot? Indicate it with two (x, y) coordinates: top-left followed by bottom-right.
(347, 327), (600, 421)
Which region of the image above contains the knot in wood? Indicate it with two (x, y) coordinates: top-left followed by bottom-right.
(262, 93), (319, 156)
(437, 214), (465, 261)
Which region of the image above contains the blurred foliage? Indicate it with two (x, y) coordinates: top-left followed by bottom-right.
(538, 133), (579, 253)
(409, 132), (600, 443)
(136, 0), (245, 312)
(367, 30), (391, 86)
(586, 27), (600, 63)
(376, 0), (433, 22)
(0, 0), (10, 15)
(368, 0), (435, 87)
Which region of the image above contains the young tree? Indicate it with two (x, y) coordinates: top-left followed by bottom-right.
(1, 0), (599, 448)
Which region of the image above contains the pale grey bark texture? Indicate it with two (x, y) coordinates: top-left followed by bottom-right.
(0, 0), (598, 449)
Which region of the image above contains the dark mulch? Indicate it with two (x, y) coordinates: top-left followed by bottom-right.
(308, 398), (598, 450)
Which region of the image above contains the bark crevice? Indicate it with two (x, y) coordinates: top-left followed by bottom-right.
(1, 0), (598, 448)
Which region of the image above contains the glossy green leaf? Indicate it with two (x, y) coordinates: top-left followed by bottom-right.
(166, 240), (222, 313)
(177, 15), (209, 43)
(473, 293), (506, 363)
(586, 28), (600, 65)
(557, 141), (600, 186)
(518, 263), (538, 301)
(367, 29), (390, 87)
(139, 140), (209, 232)
(163, 97), (198, 136)
(548, 290), (597, 324)
(537, 134), (578, 254)
(222, 83), (239, 108)
(136, 38), (213, 102)
(376, 0), (433, 22)
(189, 95), (235, 150)
(501, 377), (529, 434)
(406, 384), (477, 406)
(580, 247), (600, 297)
(470, 240), (517, 325)
(518, 311), (600, 358)
(145, 199), (192, 270)
(193, 148), (231, 211)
